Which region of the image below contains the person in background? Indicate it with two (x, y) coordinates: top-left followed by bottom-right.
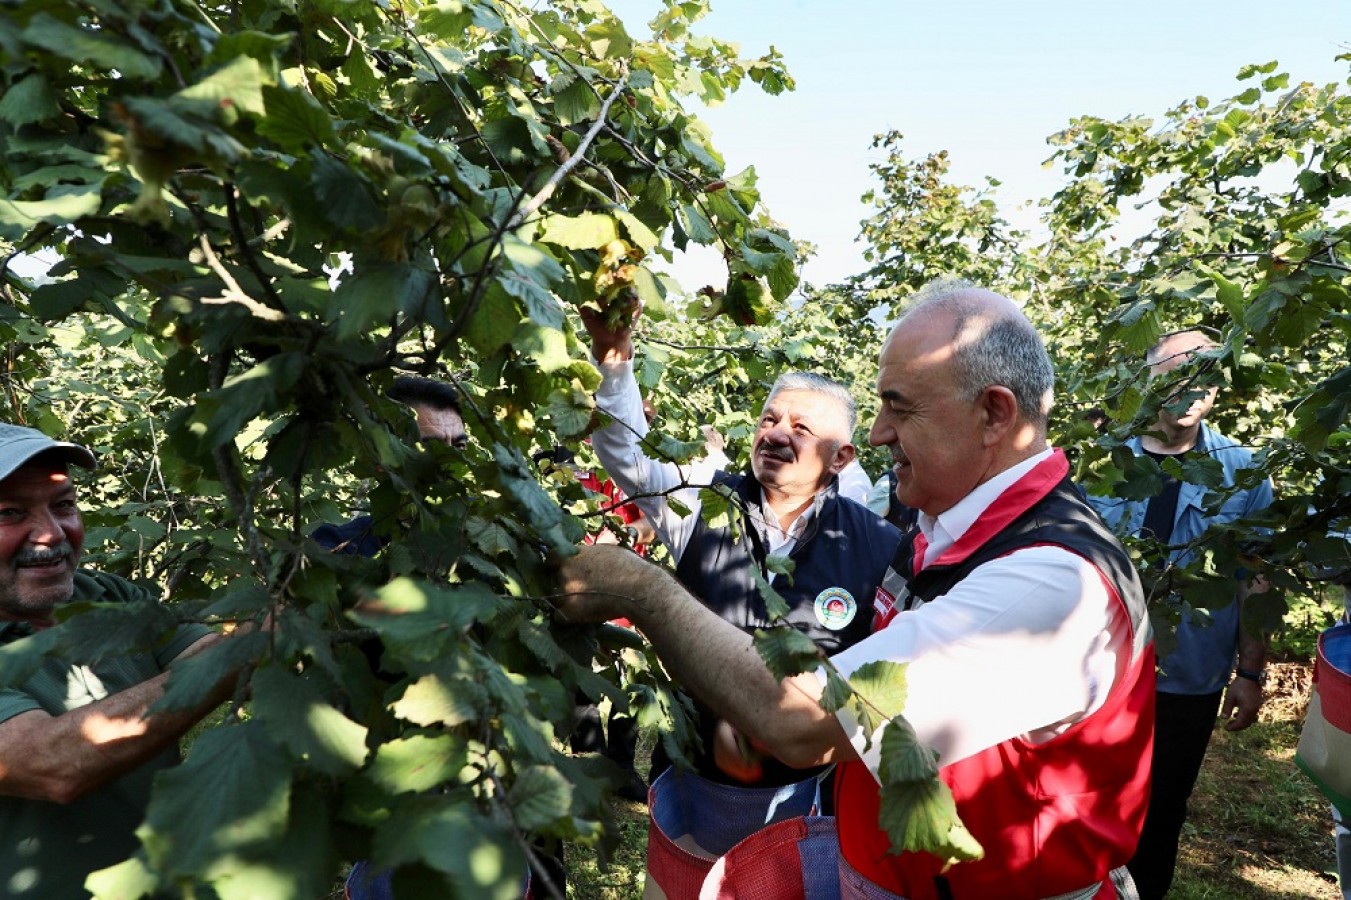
(560, 279), (1154, 898)
(1085, 329), (1275, 900)
(0, 424), (250, 898)
(836, 458), (874, 507)
(581, 303), (901, 794)
(864, 468), (917, 531)
(311, 375), (467, 555)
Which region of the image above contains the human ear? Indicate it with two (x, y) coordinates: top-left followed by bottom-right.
(980, 386), (1018, 445)
(829, 442), (856, 475)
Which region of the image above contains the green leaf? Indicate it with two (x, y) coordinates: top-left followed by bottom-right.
(482, 115), (538, 166)
(154, 630), (265, 716)
(630, 264), (670, 319)
(1113, 450), (1165, 502)
(0, 73), (60, 126)
(22, 13), (162, 80)
(179, 55), (268, 118)
(512, 323), (572, 373)
(372, 796), (525, 899)
(365, 734), (467, 794)
(552, 76), (601, 126)
(87, 855), (160, 899)
(1210, 271), (1246, 323)
(696, 484), (735, 532)
(332, 263), (436, 341)
(507, 765), (573, 830)
(252, 665), (370, 776)
(196, 352), (306, 450)
(750, 564), (790, 621)
(540, 212), (618, 250)
(464, 283), (522, 356)
(819, 667), (854, 713)
(51, 600), (178, 664)
(466, 516), (517, 556)
(753, 626), (822, 680)
(847, 660), (909, 738)
(492, 443), (570, 552)
(259, 84), (337, 151)
(617, 210), (661, 252)
(501, 237), (566, 329)
(877, 753), (983, 863)
(678, 203), (716, 244)
(546, 384), (595, 438)
(311, 152), (382, 231)
(876, 715), (938, 783)
(392, 672), (486, 727)
(0, 186), (103, 240)
(140, 720), (291, 876)
(348, 578), (500, 663)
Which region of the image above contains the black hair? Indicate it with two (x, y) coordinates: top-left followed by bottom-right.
(387, 376), (461, 413)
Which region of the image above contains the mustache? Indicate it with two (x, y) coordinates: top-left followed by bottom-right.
(757, 442), (794, 462)
(15, 543), (74, 566)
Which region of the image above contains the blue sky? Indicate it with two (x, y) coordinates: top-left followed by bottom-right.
(608, 1), (1351, 291)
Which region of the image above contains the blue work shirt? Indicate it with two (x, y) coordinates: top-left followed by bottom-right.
(1087, 422), (1273, 695)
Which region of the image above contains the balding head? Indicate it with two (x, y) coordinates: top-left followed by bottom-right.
(896, 279), (1055, 430)
(1145, 329), (1220, 439)
(1147, 330), (1218, 372)
(870, 279), (1054, 516)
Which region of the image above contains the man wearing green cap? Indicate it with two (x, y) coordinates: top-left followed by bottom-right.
(0, 424), (235, 898)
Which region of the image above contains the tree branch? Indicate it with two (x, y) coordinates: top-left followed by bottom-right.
(508, 65), (630, 230)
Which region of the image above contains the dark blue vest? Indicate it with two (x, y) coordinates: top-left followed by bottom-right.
(674, 471), (902, 655)
(667, 472), (902, 789)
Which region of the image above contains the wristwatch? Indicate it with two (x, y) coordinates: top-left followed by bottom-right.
(1234, 667), (1266, 685)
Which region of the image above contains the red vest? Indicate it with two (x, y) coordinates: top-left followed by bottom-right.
(836, 452), (1154, 899)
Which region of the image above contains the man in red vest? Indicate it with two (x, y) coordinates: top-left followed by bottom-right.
(557, 279), (1154, 899)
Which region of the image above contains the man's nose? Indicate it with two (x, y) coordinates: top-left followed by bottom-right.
(867, 417), (893, 448)
(27, 510), (65, 544)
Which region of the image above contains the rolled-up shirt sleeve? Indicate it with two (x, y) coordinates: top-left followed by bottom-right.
(822, 545), (1131, 780)
(591, 359), (721, 561)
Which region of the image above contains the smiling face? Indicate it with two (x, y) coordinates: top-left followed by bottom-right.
(749, 389), (854, 500)
(868, 309), (991, 517)
(0, 460), (84, 627)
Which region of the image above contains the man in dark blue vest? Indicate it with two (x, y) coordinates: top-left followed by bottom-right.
(581, 307), (902, 789)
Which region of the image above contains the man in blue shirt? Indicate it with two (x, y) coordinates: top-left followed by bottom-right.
(1086, 330), (1274, 899)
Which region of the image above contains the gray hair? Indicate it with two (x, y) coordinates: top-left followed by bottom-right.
(901, 278), (1055, 428)
(765, 372), (858, 438)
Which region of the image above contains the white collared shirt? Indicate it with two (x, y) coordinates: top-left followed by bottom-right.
(822, 451), (1132, 781)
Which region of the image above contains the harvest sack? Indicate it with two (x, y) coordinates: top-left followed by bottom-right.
(698, 815), (842, 899)
(1296, 622), (1351, 818)
(644, 767), (826, 900)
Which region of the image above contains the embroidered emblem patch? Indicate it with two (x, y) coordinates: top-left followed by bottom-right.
(814, 587), (857, 631)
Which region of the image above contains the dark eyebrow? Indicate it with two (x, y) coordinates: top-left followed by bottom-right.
(879, 388), (910, 404)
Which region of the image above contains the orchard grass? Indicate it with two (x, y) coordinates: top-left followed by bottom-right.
(565, 662), (1344, 899)
(1169, 661), (1341, 899)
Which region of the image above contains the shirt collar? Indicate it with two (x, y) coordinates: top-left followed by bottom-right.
(917, 448), (1054, 562)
